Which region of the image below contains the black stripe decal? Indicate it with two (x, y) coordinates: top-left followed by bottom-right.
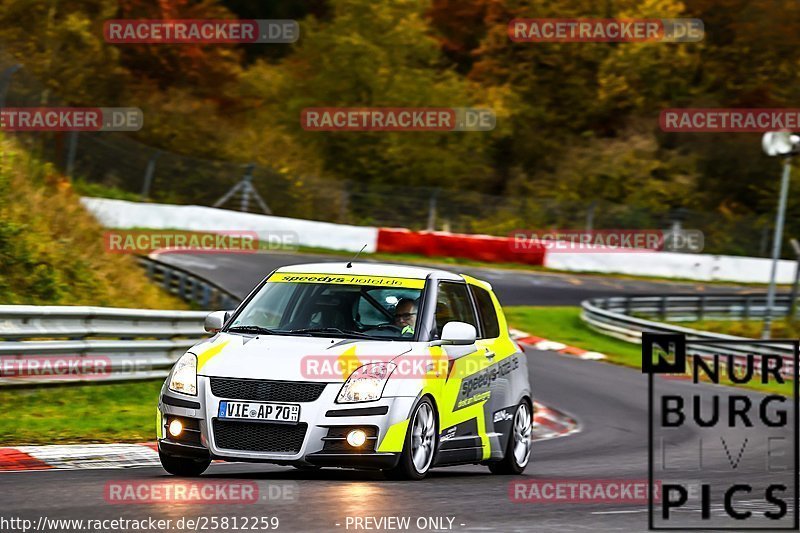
(162, 395), (201, 409)
(326, 406), (389, 417)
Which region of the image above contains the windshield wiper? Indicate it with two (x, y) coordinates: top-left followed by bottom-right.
(288, 327), (378, 339)
(227, 325), (278, 335)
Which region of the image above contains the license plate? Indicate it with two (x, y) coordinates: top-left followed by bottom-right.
(218, 401), (300, 423)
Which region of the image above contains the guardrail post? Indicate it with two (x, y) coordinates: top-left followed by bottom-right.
(185, 276), (195, 302)
(177, 273), (186, 300)
(162, 269), (171, 293)
(660, 297), (667, 321)
(698, 296), (705, 321)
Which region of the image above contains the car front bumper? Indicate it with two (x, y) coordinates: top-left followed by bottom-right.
(158, 376), (414, 470)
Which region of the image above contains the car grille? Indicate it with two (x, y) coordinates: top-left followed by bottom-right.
(213, 420), (307, 453)
(210, 377), (327, 403)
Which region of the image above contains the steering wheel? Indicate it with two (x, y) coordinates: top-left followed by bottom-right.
(364, 323), (403, 334)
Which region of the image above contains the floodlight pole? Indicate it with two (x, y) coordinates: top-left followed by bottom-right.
(761, 156), (792, 339)
(789, 238), (800, 319)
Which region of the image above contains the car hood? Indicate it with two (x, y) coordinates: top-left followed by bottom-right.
(192, 333), (414, 382)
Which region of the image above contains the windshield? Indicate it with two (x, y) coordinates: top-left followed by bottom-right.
(227, 273), (424, 340)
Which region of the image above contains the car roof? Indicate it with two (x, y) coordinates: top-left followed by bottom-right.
(275, 262), (463, 281)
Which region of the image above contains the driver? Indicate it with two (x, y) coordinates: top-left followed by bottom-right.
(393, 298), (418, 336)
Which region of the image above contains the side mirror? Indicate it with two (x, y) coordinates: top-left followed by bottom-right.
(431, 321), (476, 346)
(204, 311), (228, 333)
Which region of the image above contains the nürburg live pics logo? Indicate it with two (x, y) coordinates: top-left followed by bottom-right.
(644, 333), (798, 530)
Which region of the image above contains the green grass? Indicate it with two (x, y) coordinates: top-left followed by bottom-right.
(505, 306), (793, 397)
(667, 317), (800, 339)
(0, 134), (187, 309)
(0, 381), (162, 445)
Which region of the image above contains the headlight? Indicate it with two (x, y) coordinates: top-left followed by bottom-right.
(336, 363), (396, 403)
(169, 353), (197, 396)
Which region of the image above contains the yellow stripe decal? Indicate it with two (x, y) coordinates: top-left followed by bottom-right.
(269, 272), (425, 289)
(377, 419), (410, 453)
(337, 345), (363, 381)
(156, 408), (163, 439)
(196, 340), (231, 372)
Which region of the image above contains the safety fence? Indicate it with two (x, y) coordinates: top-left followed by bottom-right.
(0, 48), (773, 256)
(581, 294), (796, 376)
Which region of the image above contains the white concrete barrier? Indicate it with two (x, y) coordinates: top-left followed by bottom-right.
(81, 197), (379, 253)
(82, 197), (794, 283)
(545, 251), (797, 283)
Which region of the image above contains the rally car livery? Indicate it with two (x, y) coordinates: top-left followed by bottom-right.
(157, 262), (532, 480)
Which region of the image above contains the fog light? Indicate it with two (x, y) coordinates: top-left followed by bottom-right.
(168, 419), (183, 437)
(346, 429), (367, 448)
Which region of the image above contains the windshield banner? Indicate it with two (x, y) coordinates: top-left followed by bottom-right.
(268, 273), (426, 289)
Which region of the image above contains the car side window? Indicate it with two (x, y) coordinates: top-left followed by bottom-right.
(434, 282), (478, 338)
(470, 285), (500, 339)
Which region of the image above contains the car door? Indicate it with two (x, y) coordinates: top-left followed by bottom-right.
(432, 280), (494, 465)
(467, 278), (528, 460)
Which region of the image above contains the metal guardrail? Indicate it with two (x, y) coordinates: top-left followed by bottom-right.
(581, 294), (796, 375)
(138, 256), (241, 310)
(0, 305), (208, 341)
(0, 305), (210, 386)
(0, 256), (243, 386)
(592, 293), (794, 322)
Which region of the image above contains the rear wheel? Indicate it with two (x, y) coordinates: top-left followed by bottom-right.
(489, 400), (532, 475)
(385, 397), (437, 480)
(159, 451), (210, 477)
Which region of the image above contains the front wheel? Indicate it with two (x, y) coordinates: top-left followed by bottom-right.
(489, 400), (532, 475)
(159, 451), (210, 477)
(385, 397), (437, 480)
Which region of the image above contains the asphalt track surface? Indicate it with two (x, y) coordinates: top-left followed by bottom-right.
(1, 252), (793, 532)
(3, 348), (793, 532)
(155, 250), (756, 306)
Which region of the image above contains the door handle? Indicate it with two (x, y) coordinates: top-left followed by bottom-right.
(484, 349), (495, 360)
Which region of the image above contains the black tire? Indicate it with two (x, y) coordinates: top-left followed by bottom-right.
(384, 397), (437, 480)
(488, 399), (532, 475)
(159, 451), (211, 477)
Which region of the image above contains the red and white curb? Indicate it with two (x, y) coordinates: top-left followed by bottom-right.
(0, 443), (161, 472)
(510, 329), (607, 361)
(532, 402), (579, 442)
(1, 403), (578, 472)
